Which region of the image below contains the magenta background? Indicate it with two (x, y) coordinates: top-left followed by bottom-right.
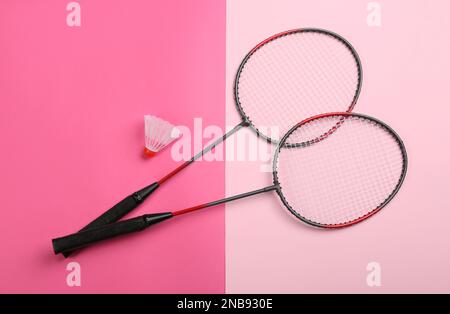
(226, 0), (450, 293)
(0, 1), (225, 293)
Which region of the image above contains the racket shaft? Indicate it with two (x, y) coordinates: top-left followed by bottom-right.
(53, 185), (276, 254)
(61, 122), (245, 257)
(173, 185), (277, 216)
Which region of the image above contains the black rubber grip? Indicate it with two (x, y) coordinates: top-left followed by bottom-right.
(53, 215), (148, 254)
(62, 182), (159, 257)
(85, 195), (138, 229)
(53, 213), (173, 255)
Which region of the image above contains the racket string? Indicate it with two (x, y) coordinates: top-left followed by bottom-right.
(237, 31), (361, 141)
(276, 115), (405, 226)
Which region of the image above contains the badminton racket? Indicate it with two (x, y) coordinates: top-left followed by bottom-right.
(53, 113), (407, 254)
(61, 28), (362, 257)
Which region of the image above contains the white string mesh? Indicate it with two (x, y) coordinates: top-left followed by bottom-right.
(275, 115), (405, 227)
(237, 30), (361, 142)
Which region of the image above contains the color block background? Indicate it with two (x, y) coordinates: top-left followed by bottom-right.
(0, 0), (225, 293)
(0, 0), (449, 294)
(226, 0), (450, 293)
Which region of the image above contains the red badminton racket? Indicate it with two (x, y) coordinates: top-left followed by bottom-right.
(53, 113), (407, 254)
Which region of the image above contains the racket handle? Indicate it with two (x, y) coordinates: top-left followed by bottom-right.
(62, 182), (159, 258)
(52, 213), (173, 254)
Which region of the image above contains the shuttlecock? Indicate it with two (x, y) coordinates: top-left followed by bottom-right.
(144, 115), (181, 157)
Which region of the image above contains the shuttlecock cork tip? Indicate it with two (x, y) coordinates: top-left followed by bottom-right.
(144, 147), (157, 158)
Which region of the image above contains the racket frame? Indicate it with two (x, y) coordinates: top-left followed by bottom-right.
(272, 112), (408, 228)
(234, 28), (364, 145)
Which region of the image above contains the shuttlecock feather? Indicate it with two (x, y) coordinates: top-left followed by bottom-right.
(144, 115), (181, 157)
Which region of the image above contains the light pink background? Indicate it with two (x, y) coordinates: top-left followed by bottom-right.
(0, 0), (225, 293)
(226, 0), (450, 293)
(1, 0), (449, 294)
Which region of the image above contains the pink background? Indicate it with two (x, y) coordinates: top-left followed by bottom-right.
(1, 0), (449, 294)
(226, 0), (450, 293)
(0, 0), (225, 293)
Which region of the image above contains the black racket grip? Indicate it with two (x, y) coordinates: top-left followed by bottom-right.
(53, 213), (173, 254)
(62, 182), (159, 258)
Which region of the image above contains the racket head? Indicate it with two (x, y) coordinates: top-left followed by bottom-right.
(272, 112), (408, 228)
(234, 28), (363, 144)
